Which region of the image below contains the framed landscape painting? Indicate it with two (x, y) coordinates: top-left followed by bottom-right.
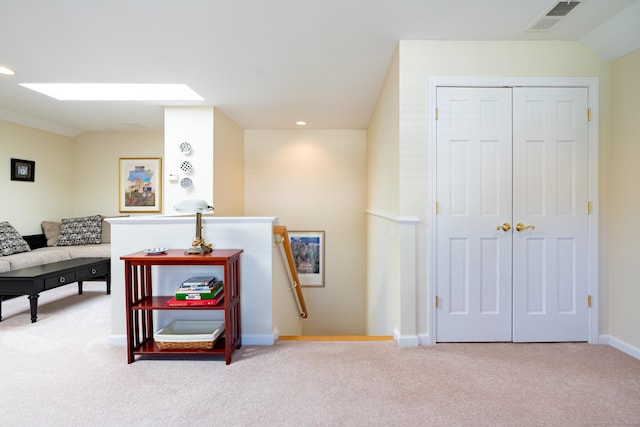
(289, 231), (325, 287)
(119, 157), (162, 213)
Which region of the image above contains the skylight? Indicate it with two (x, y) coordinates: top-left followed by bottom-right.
(19, 83), (203, 101)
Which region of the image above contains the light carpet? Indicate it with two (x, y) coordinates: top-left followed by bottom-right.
(1, 284), (639, 427)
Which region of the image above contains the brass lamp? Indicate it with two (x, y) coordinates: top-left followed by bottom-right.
(174, 199), (214, 255)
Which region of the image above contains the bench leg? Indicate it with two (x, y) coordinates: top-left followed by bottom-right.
(78, 281), (83, 295)
(28, 293), (40, 323)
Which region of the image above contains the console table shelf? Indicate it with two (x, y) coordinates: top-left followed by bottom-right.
(131, 296), (225, 310)
(121, 249), (243, 364)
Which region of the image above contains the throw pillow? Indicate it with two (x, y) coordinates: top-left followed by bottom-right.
(0, 221), (31, 256)
(56, 215), (102, 246)
(41, 220), (61, 246)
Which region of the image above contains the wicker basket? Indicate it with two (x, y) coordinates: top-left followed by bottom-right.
(154, 320), (224, 351)
(156, 340), (216, 350)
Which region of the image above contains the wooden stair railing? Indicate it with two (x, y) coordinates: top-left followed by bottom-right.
(273, 225), (309, 319)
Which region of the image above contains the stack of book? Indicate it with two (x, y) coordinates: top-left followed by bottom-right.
(166, 276), (224, 307)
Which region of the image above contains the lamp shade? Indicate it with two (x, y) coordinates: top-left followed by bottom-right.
(174, 199), (213, 213)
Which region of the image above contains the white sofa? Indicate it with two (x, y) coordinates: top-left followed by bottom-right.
(0, 215), (113, 273)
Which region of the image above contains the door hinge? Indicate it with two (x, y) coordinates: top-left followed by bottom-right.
(587, 201), (592, 215)
(587, 108), (592, 122)
(435, 201), (440, 215)
(435, 107), (439, 121)
(588, 295), (592, 308)
(435, 295), (439, 309)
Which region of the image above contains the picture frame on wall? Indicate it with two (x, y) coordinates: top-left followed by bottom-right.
(118, 157), (162, 213)
(289, 230), (325, 287)
(10, 158), (35, 182)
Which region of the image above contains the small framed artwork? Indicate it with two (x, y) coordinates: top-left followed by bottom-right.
(119, 157), (162, 213)
(289, 231), (325, 287)
(10, 158), (35, 182)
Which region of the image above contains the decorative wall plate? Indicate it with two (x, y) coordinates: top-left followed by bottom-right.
(180, 177), (193, 189)
(179, 142), (192, 154)
(180, 160), (193, 174)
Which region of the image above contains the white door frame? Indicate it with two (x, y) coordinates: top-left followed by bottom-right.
(427, 77), (599, 344)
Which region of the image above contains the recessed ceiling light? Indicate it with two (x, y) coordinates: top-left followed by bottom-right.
(296, 121), (307, 126)
(18, 83), (203, 101)
(0, 66), (16, 75)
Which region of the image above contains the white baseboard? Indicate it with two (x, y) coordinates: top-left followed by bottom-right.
(601, 334), (640, 360)
(239, 333), (276, 346)
(393, 328), (419, 347)
(418, 333), (432, 345)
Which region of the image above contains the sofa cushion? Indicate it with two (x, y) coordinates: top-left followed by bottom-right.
(62, 243), (110, 258)
(3, 247), (71, 270)
(0, 221), (31, 256)
(41, 220), (61, 247)
(56, 215), (102, 246)
(0, 259), (11, 273)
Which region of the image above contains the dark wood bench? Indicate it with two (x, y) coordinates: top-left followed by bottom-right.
(0, 257), (110, 323)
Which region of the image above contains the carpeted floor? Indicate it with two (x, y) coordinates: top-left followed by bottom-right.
(1, 284), (639, 427)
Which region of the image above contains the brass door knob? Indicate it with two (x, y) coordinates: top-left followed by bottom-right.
(496, 223), (511, 232)
(516, 223), (535, 232)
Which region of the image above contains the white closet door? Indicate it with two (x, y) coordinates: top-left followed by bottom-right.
(511, 87), (590, 342)
(435, 87), (513, 342)
(435, 86), (590, 343)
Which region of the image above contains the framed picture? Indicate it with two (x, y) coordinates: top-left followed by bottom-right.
(10, 158), (35, 182)
(289, 231), (325, 287)
(119, 157), (162, 213)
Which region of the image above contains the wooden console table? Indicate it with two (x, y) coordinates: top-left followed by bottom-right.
(120, 249), (242, 364)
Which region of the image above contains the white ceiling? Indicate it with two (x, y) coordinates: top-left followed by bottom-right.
(1, 0), (639, 137)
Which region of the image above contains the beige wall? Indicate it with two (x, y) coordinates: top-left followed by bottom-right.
(366, 48), (402, 335)
(73, 130), (164, 217)
(0, 120), (74, 234)
(3, 117), (365, 336)
(244, 129), (367, 335)
(609, 48), (640, 350)
(368, 47), (400, 215)
(388, 40), (612, 341)
(213, 107), (244, 216)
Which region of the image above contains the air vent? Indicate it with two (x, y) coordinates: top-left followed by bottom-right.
(546, 1), (580, 17)
(526, 1), (581, 32)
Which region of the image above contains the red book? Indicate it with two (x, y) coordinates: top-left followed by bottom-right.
(166, 295), (224, 307)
